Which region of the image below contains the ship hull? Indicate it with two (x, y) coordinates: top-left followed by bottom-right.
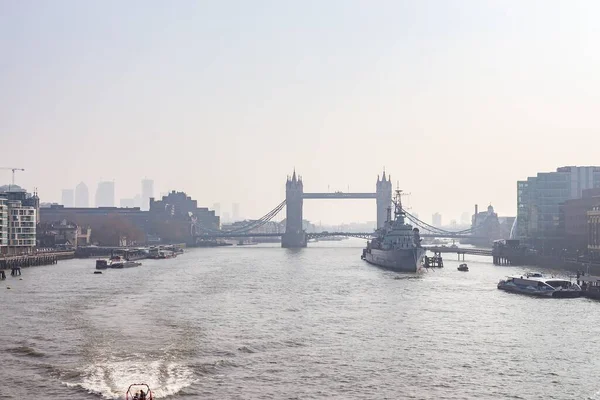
(364, 248), (426, 273)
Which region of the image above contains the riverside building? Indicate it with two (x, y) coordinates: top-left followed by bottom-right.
(517, 166), (600, 246)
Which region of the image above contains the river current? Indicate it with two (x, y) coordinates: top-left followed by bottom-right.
(2, 239), (600, 399)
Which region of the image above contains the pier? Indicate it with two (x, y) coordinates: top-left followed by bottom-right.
(0, 251), (74, 270)
(425, 246), (492, 259)
(424, 251), (444, 268)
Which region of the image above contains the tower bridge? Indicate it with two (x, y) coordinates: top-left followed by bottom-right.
(191, 170), (486, 247)
(282, 170), (391, 248)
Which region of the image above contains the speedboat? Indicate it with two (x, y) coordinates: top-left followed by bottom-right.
(458, 263), (468, 272)
(126, 383), (153, 400)
(497, 272), (582, 298)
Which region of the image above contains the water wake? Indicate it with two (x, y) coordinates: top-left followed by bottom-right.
(63, 358), (196, 399)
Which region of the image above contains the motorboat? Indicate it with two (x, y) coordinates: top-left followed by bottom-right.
(126, 383), (153, 400)
(457, 263), (468, 272)
(497, 272), (582, 298)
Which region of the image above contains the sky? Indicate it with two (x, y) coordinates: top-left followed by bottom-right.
(2, 0), (600, 224)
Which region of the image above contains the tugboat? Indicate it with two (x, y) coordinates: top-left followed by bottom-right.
(362, 189), (426, 272)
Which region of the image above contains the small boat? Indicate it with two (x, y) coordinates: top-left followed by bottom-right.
(126, 383), (153, 400)
(497, 272), (582, 298)
(93, 271), (102, 274)
(457, 263), (468, 272)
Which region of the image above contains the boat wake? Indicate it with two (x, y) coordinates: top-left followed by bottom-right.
(63, 358), (196, 399)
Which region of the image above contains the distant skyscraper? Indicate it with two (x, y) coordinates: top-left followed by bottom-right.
(232, 203), (240, 221)
(141, 179), (154, 211)
(432, 212), (442, 227)
(75, 182), (89, 208)
(95, 181), (115, 207)
(213, 203), (221, 216)
(61, 189), (74, 207)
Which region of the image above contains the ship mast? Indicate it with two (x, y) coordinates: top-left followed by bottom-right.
(393, 189), (406, 223)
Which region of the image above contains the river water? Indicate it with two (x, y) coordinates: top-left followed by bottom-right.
(2, 239), (600, 399)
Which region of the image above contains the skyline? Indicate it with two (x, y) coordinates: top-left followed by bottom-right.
(3, 1), (600, 223)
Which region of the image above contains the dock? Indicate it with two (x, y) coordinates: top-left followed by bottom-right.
(424, 251), (444, 268)
(0, 250), (74, 270)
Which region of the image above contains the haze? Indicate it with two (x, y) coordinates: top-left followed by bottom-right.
(2, 0), (599, 224)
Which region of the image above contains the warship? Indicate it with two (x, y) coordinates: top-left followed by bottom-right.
(362, 189), (426, 272)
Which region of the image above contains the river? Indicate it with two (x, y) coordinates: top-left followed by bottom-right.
(2, 239), (600, 399)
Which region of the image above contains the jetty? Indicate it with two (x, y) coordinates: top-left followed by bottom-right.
(0, 250), (74, 270)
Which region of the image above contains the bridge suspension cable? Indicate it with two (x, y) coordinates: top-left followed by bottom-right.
(401, 207), (484, 236)
(193, 200), (286, 235)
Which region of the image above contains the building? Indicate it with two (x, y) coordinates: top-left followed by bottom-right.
(232, 203), (240, 222)
(470, 204), (502, 243)
(75, 182), (89, 208)
(559, 188), (600, 252)
(141, 179), (154, 211)
(5, 199), (37, 254)
(150, 191), (220, 230)
(432, 212), (442, 227)
(588, 204), (600, 258)
(41, 191), (219, 246)
(37, 219), (92, 248)
(517, 166), (600, 242)
(120, 198), (136, 208)
(40, 205), (147, 246)
(213, 203), (221, 216)
(0, 197), (7, 248)
(61, 189), (74, 207)
(222, 212), (230, 224)
(95, 181), (115, 207)
(0, 185), (40, 224)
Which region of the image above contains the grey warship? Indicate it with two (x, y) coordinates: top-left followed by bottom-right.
(362, 189), (426, 272)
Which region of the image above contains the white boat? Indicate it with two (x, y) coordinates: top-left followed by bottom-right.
(497, 272), (581, 298)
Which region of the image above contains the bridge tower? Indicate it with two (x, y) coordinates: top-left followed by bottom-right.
(376, 171), (392, 229)
(282, 170), (307, 248)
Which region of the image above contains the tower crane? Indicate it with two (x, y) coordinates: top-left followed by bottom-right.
(0, 167), (25, 185)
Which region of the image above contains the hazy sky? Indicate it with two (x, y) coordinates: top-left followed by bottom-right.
(2, 1), (600, 224)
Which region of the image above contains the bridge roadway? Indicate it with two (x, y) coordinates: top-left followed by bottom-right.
(302, 193), (377, 199)
(196, 232), (487, 240)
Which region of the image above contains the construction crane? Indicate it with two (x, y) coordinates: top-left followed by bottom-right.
(0, 167), (25, 185)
